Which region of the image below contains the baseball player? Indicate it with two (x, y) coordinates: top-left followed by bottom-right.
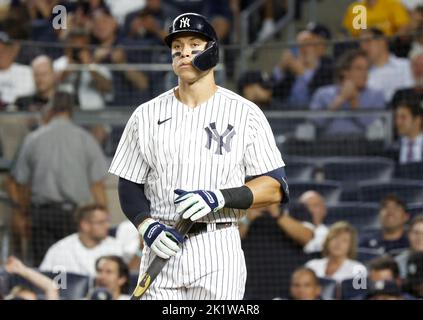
(109, 13), (289, 300)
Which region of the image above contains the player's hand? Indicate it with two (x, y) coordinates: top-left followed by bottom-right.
(138, 218), (184, 259)
(174, 189), (225, 221)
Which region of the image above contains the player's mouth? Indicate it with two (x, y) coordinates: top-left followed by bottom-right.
(178, 61), (192, 68)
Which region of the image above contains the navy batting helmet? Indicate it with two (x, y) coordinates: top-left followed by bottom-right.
(164, 13), (219, 71)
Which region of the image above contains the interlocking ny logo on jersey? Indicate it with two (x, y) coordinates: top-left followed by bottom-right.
(204, 122), (236, 155)
(179, 17), (190, 28)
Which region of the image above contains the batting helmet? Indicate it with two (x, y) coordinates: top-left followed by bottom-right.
(164, 13), (219, 71)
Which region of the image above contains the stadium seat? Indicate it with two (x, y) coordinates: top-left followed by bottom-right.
(394, 162), (423, 181)
(408, 203), (423, 219)
(340, 278), (367, 300)
(357, 250), (382, 264)
(288, 181), (342, 204)
(283, 156), (316, 181)
(324, 202), (379, 231)
(321, 157), (394, 201)
(42, 272), (91, 300)
(358, 179), (423, 203)
(0, 157), (11, 173)
(318, 277), (338, 300)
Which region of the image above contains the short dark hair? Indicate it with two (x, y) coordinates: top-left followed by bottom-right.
(291, 267), (320, 286)
(335, 49), (368, 82)
(95, 255), (130, 294)
(48, 91), (75, 115)
(394, 99), (423, 119)
(410, 214), (423, 230)
(368, 255), (400, 279)
(380, 194), (407, 212)
(75, 204), (107, 224)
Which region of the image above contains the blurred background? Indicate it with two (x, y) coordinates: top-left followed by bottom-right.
(0, 0), (423, 301)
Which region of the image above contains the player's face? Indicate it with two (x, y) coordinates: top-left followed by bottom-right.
(95, 259), (125, 295)
(171, 35), (208, 81)
(409, 222), (423, 251)
(290, 271), (321, 300)
(379, 201), (408, 232)
(327, 231), (351, 258)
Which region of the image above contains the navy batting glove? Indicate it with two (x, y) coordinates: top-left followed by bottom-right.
(174, 189), (225, 221)
(139, 219), (184, 259)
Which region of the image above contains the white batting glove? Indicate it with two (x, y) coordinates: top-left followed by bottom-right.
(138, 218), (183, 259)
(174, 189), (225, 221)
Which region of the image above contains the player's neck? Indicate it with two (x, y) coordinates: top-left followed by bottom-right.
(176, 73), (217, 108)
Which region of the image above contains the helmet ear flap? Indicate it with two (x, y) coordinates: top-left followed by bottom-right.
(192, 41), (219, 71)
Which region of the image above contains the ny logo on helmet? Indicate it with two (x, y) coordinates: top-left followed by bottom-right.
(179, 17), (190, 28)
(204, 122), (236, 155)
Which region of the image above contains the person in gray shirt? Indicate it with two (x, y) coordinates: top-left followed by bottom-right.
(11, 91), (109, 266)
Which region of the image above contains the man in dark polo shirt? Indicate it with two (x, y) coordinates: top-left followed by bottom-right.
(359, 194), (410, 257)
(11, 91), (108, 266)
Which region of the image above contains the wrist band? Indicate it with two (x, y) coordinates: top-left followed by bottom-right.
(220, 186), (253, 209)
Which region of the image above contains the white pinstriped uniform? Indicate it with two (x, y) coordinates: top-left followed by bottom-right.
(109, 85), (285, 299)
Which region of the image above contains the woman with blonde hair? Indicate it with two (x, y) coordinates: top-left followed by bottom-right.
(305, 221), (367, 282)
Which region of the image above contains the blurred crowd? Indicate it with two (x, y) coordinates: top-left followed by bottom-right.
(1, 0), (423, 300)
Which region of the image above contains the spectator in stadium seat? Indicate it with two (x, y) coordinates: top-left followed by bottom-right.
(310, 49), (385, 136)
(53, 28), (113, 110)
(387, 97), (423, 163)
(360, 28), (414, 103)
(11, 92), (109, 266)
(359, 194), (410, 256)
(299, 191), (330, 254)
(90, 6), (151, 106)
(391, 47), (423, 110)
(15, 55), (58, 112)
(4, 256), (59, 300)
(306, 222), (367, 283)
(396, 215), (423, 278)
(0, 31), (35, 110)
(368, 255), (402, 284)
(343, 0), (411, 38)
(272, 24), (334, 108)
(237, 70), (279, 109)
(40, 204), (124, 277)
(124, 0), (180, 44)
(288, 267), (322, 300)
(92, 255), (130, 300)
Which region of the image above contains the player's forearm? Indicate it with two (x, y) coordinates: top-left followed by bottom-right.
(245, 176), (283, 209)
(118, 178), (151, 229)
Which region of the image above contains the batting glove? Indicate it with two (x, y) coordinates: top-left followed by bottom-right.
(138, 218), (184, 259)
(174, 189), (225, 221)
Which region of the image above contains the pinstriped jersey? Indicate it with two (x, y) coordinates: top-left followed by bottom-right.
(109, 86), (285, 224)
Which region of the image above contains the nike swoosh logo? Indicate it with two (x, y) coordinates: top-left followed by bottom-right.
(157, 117), (172, 125)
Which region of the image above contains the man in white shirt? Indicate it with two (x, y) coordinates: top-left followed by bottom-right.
(0, 31), (35, 108)
(360, 28), (414, 102)
(394, 97), (423, 164)
(40, 204), (124, 276)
